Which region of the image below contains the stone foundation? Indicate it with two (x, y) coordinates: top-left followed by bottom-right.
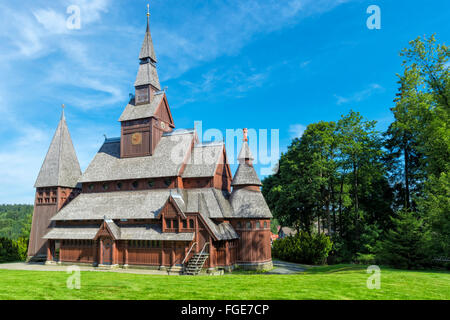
(236, 260), (273, 271)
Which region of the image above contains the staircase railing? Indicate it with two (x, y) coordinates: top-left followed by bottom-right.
(194, 242), (209, 266)
(182, 242), (197, 265)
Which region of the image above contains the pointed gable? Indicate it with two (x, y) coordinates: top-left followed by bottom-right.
(34, 110), (81, 188)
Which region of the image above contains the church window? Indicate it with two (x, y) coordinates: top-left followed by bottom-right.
(88, 184), (94, 191)
(102, 183), (109, 191)
(182, 220), (187, 229)
(237, 222), (242, 229)
(116, 182), (123, 190)
(165, 219), (172, 229)
(173, 220), (178, 229)
(256, 221), (261, 229)
(189, 219), (194, 229)
(264, 221), (268, 229)
(246, 221), (251, 229)
(147, 180), (154, 188)
(164, 178), (172, 187)
(132, 181), (139, 189)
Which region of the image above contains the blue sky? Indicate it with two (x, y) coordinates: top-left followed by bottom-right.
(0, 0), (448, 204)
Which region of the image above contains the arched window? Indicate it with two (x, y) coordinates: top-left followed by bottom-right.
(116, 182), (123, 190)
(132, 181), (139, 189)
(237, 222), (242, 229)
(256, 221), (261, 229)
(264, 221), (268, 229)
(246, 221), (251, 229)
(189, 219), (194, 229)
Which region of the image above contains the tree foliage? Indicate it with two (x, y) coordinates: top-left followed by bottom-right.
(263, 35), (449, 268)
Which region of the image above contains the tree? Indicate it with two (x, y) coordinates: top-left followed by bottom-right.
(376, 210), (430, 269)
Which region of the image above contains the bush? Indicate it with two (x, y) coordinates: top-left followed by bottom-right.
(354, 253), (376, 265)
(0, 237), (28, 263)
(272, 231), (332, 265)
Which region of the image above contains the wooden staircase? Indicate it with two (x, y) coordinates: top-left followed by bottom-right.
(184, 253), (209, 275)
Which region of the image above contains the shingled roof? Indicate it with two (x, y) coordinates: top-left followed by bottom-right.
(51, 189), (175, 221)
(134, 61), (161, 89)
(139, 15), (157, 62)
(79, 129), (195, 183)
(182, 143), (224, 178)
(34, 110), (82, 188)
(44, 224), (194, 241)
(229, 188), (272, 218)
(231, 163), (262, 186)
(118, 92), (164, 122)
(237, 141), (254, 161)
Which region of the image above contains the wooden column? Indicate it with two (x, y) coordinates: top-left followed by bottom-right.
(47, 240), (53, 261)
(225, 241), (230, 266)
(161, 241), (165, 266)
(195, 217), (199, 253)
(171, 241), (175, 265)
(124, 241), (129, 265)
(112, 241), (116, 265)
(99, 238), (103, 265)
(208, 236), (213, 268)
(93, 240), (98, 265)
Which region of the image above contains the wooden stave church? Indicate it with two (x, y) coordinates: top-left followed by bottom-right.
(27, 12), (273, 272)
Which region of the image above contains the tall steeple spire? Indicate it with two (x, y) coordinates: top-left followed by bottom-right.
(139, 4), (157, 63)
(135, 4), (161, 95)
(34, 106), (82, 188)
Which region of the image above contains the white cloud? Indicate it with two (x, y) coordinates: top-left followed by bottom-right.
(335, 83), (384, 105)
(289, 124), (307, 138)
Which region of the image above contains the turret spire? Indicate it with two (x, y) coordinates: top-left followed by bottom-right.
(34, 107), (82, 188)
(232, 129), (261, 187)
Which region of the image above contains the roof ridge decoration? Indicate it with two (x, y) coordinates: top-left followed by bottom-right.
(34, 107), (82, 188)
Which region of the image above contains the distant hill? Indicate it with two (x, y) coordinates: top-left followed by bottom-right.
(0, 204), (33, 240)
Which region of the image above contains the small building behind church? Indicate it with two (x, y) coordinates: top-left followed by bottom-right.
(27, 11), (273, 274)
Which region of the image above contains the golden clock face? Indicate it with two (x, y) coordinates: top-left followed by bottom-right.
(131, 132), (142, 145)
(160, 121), (166, 129)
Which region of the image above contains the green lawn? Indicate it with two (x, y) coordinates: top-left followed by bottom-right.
(0, 264), (448, 300)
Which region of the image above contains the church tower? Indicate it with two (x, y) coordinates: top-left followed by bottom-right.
(119, 8), (175, 158)
(27, 108), (81, 260)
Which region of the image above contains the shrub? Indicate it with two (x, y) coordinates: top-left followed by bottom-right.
(272, 231), (332, 265)
(0, 237), (28, 263)
(355, 253), (376, 265)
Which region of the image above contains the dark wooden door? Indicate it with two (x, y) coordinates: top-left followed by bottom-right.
(102, 239), (112, 265)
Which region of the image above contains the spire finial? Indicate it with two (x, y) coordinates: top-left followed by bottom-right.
(243, 128), (248, 142)
(146, 3), (150, 31)
(61, 104), (66, 120)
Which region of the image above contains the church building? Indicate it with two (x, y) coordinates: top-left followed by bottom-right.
(27, 10), (273, 273)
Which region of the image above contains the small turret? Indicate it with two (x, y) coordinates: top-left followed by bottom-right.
(231, 128), (261, 189)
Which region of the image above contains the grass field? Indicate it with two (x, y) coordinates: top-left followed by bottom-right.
(0, 264), (448, 300)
